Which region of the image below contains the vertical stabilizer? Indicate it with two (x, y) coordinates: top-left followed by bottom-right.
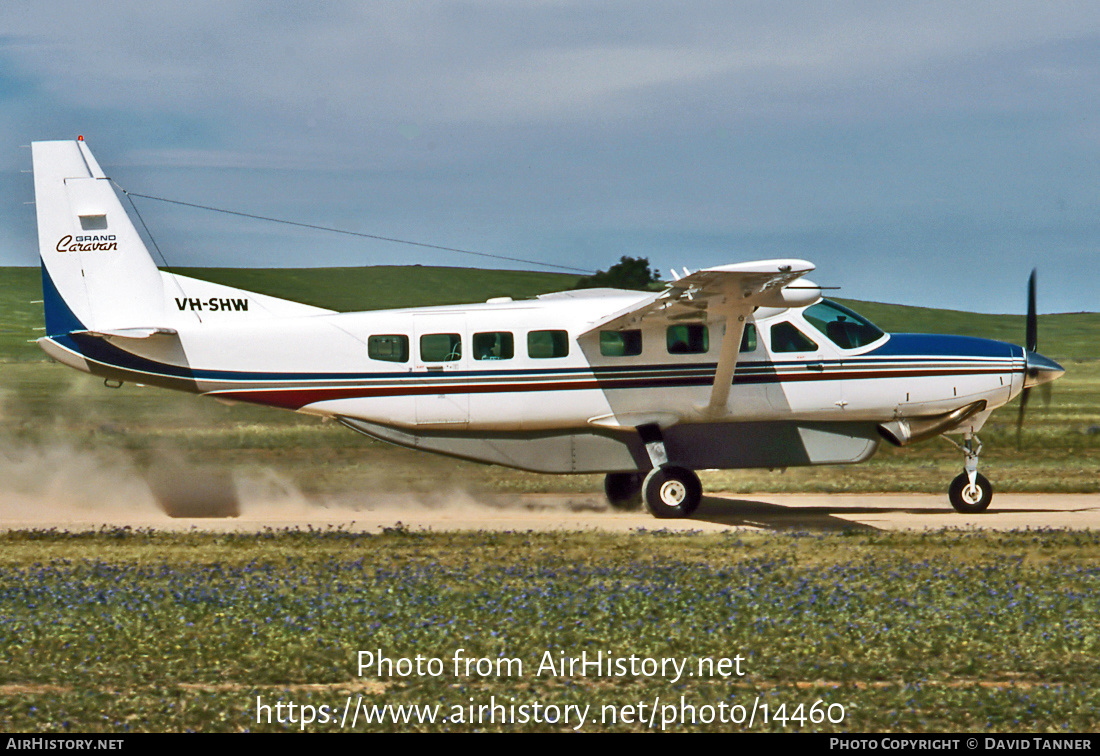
(32, 139), (166, 335)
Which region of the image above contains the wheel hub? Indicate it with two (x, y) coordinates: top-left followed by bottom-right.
(962, 484), (983, 504)
(659, 480), (686, 506)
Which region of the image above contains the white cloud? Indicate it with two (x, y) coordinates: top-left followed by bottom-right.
(3, 1), (1099, 311)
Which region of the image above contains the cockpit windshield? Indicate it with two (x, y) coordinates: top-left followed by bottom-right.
(803, 300), (885, 349)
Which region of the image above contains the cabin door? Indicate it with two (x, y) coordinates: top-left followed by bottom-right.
(413, 314), (469, 426)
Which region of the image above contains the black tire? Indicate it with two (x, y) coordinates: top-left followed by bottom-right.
(949, 472), (993, 513)
(604, 472), (644, 511)
(642, 466), (702, 519)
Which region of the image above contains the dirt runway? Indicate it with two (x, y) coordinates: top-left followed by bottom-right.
(2, 491), (1099, 533)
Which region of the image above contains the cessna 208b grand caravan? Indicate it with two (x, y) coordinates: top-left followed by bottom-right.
(31, 138), (1065, 517)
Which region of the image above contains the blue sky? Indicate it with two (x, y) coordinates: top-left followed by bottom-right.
(1, 1), (1098, 313)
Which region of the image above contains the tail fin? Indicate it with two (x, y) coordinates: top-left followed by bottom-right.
(32, 138), (331, 338)
(32, 138), (166, 335)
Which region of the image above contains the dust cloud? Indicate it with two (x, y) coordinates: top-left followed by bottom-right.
(0, 442), (160, 524)
(0, 439), (600, 530)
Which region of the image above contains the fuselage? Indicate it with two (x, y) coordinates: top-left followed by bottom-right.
(41, 289), (1028, 436)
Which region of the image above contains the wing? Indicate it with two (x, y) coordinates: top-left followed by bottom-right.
(581, 259), (819, 334)
(581, 259), (822, 417)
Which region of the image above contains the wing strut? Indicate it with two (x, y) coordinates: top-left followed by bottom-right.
(704, 311), (747, 415)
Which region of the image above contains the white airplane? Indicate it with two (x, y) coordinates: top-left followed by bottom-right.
(30, 138), (1065, 518)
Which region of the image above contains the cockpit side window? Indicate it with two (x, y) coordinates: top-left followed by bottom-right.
(770, 322), (819, 353)
(803, 300), (885, 349)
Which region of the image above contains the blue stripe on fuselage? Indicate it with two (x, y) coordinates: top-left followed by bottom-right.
(51, 328), (1022, 388)
(865, 333), (1023, 360)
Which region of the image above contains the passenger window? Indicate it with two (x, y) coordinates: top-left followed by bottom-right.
(666, 324), (708, 354)
(528, 330), (569, 359)
(770, 322), (819, 353)
(368, 334), (409, 363)
(420, 333), (462, 362)
(600, 330), (642, 357)
(740, 323), (757, 353)
(473, 332), (514, 360)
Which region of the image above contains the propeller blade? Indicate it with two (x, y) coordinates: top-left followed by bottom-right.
(1016, 386), (1031, 447)
(1026, 269), (1037, 353)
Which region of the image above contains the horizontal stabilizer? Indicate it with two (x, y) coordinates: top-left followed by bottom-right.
(74, 327), (179, 340)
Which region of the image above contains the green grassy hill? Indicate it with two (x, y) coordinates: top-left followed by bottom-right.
(1, 265), (1096, 494)
(0, 266), (580, 362)
(2, 266), (1095, 363)
(834, 299), (1097, 367)
(166, 265), (581, 313)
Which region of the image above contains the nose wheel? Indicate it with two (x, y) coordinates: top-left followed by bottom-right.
(949, 471), (993, 513)
(945, 435), (993, 513)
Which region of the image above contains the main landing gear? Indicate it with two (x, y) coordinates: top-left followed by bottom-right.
(604, 472), (643, 511)
(944, 434), (993, 513)
(604, 467), (702, 518)
(603, 424), (703, 519)
(641, 466), (702, 518)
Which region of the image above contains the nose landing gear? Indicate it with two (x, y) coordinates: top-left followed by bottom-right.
(945, 435), (993, 513)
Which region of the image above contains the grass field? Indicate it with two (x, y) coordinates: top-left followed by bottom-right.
(1, 528), (1099, 733)
(1, 264), (1098, 733)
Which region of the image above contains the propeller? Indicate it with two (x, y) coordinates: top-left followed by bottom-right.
(1017, 270), (1037, 445)
(1025, 269), (1038, 353)
(1016, 269), (1060, 446)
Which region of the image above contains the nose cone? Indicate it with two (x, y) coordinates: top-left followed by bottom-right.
(1024, 351), (1065, 388)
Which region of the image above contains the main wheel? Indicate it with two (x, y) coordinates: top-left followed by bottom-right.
(642, 466), (702, 519)
(604, 472), (644, 511)
(949, 472), (993, 513)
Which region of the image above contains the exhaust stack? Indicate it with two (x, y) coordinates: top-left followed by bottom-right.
(878, 400), (987, 447)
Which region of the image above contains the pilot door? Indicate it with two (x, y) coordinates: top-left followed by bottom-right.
(764, 319), (846, 415)
(413, 314), (469, 426)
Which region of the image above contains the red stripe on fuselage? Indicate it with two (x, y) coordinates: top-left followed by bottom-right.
(208, 366), (1014, 410)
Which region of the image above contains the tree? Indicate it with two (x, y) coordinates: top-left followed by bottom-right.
(572, 256), (661, 291)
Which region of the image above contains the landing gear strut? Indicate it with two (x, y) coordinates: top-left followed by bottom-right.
(633, 423), (703, 519)
(598, 424), (705, 519)
(945, 435), (993, 513)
